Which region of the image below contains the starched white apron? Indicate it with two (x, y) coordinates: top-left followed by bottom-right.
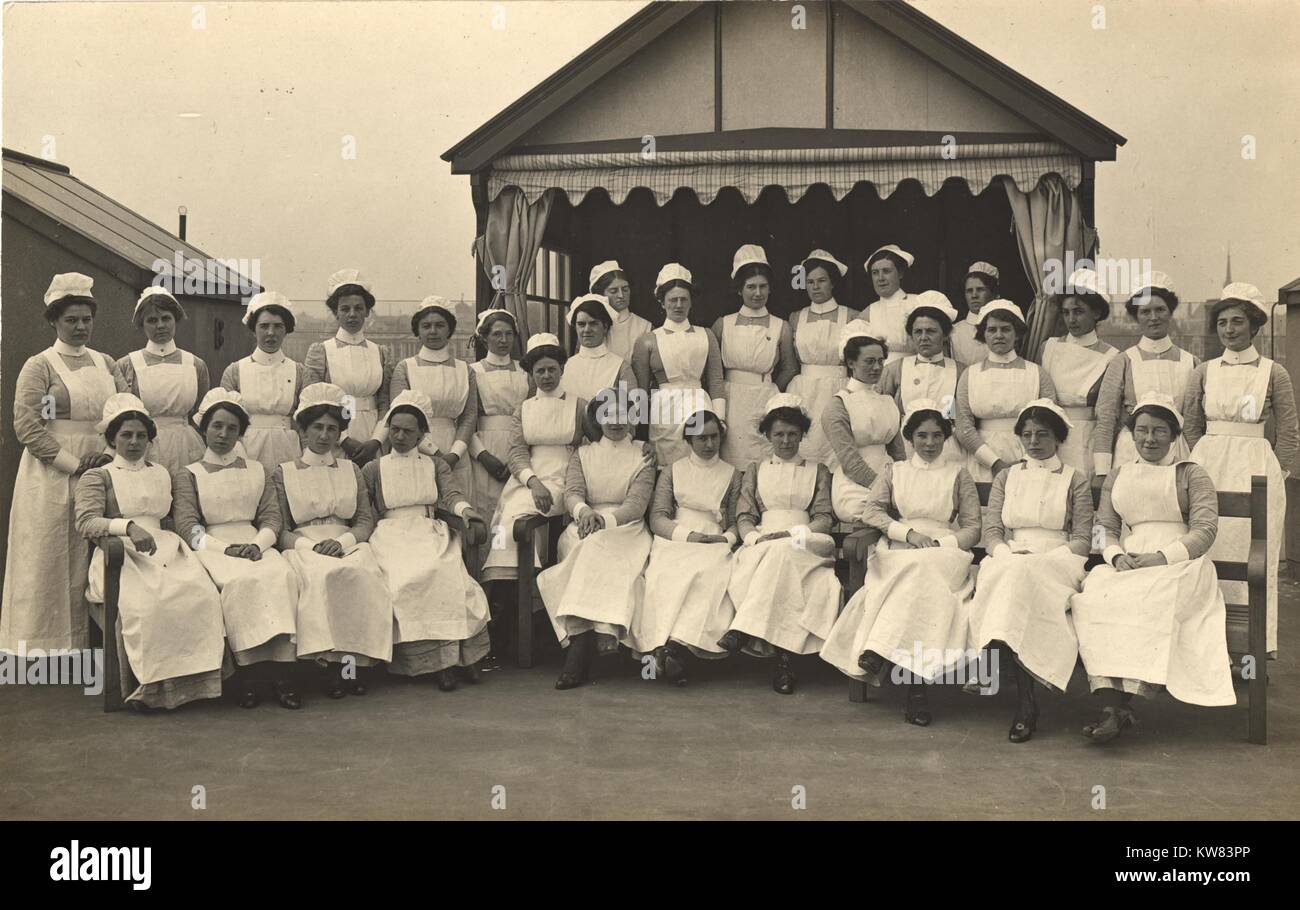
(237, 355), (301, 471)
(130, 350), (204, 472)
(324, 339), (384, 442)
(720, 314), (780, 466)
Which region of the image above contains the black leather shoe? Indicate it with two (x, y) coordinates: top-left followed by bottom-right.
(1008, 704), (1038, 743)
(554, 669), (587, 690)
(436, 669), (459, 692)
(238, 686), (260, 709)
(857, 650), (885, 677)
(1083, 706), (1135, 744)
(904, 688), (932, 726)
(662, 645), (688, 687)
(717, 630), (746, 653)
(272, 680), (302, 710)
(773, 653), (796, 695)
(348, 678), (368, 697)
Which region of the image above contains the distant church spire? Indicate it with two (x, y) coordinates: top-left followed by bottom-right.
(1225, 244), (1232, 286)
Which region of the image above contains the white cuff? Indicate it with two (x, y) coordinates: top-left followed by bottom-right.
(1095, 453), (1112, 476)
(571, 502), (591, 521)
(451, 440), (469, 459)
(723, 530), (738, 547)
(671, 524), (691, 543)
(417, 433), (440, 456)
(937, 534), (958, 548)
(711, 397), (727, 420)
(200, 532), (232, 552)
(453, 501), (473, 519)
(743, 530), (760, 547)
(991, 542), (1013, 558)
(252, 527), (278, 552)
(53, 449), (82, 474)
(1102, 544), (1124, 566)
(336, 532), (358, 552)
(468, 435), (485, 458)
(597, 508), (620, 527)
(108, 518), (133, 537)
(294, 537), (316, 553)
(1158, 541), (1190, 565)
(519, 469), (537, 487)
(369, 423), (387, 443)
(975, 444), (1000, 468)
(887, 521), (912, 543)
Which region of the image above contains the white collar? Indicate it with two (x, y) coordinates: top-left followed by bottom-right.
(1137, 335), (1173, 354)
(809, 299), (838, 315)
(1065, 330), (1098, 347)
(1222, 345), (1260, 365)
(915, 352), (944, 364)
(769, 453), (803, 465)
(301, 448), (337, 467)
(985, 349), (1018, 365)
(1138, 449), (1179, 467)
(598, 433), (632, 448)
(687, 450), (718, 469)
(145, 339), (178, 357)
(908, 453), (941, 470)
(738, 305), (769, 318)
(534, 387), (563, 399)
(662, 318), (693, 333)
(577, 342), (610, 359)
(1023, 454), (1063, 471)
(53, 339), (87, 356)
(845, 377), (875, 393)
(388, 445), (421, 460)
(202, 447), (240, 466)
(964, 310), (982, 327)
(613, 310), (632, 324)
(484, 351), (514, 367)
(418, 345), (452, 363)
(335, 328), (366, 345)
(250, 347), (285, 366)
(876, 289), (907, 304)
(111, 453), (147, 471)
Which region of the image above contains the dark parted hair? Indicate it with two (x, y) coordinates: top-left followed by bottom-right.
(105, 411), (157, 445)
(843, 335), (889, 365)
(1124, 287), (1180, 319)
(411, 304), (457, 338)
(592, 270), (630, 297)
(759, 406), (812, 437)
(520, 344), (568, 373)
(198, 402), (250, 438)
(46, 296), (98, 323)
(1059, 290), (1110, 322)
(902, 409), (953, 442)
(133, 294), (184, 328)
(327, 283), (376, 316)
(387, 404), (430, 435)
(684, 409), (726, 441)
(295, 403), (349, 432)
(1209, 297), (1268, 335)
(974, 308), (1028, 343)
(1128, 403), (1182, 438)
(250, 303), (296, 334)
(733, 262), (775, 296)
(802, 258), (843, 295)
(655, 279), (693, 305)
(965, 271), (999, 298)
(568, 299), (614, 355)
(867, 250), (910, 277)
(1015, 406), (1070, 443)
(906, 307), (954, 336)
(474, 310), (518, 360)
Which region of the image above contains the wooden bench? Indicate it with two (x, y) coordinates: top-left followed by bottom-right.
(91, 508), (485, 712)
(846, 475), (1270, 745)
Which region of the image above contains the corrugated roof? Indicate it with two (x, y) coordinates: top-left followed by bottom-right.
(2, 148), (259, 297)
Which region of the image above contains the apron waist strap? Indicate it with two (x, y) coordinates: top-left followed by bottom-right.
(479, 415), (513, 431)
(1009, 527), (1069, 547)
(301, 516), (351, 528)
(761, 509), (811, 532)
(1061, 406), (1095, 421)
(978, 417), (1019, 433)
(1206, 420), (1265, 438)
(249, 414), (292, 430)
(48, 419), (99, 433)
(725, 369), (771, 386)
(348, 395), (377, 413)
(385, 504), (432, 521)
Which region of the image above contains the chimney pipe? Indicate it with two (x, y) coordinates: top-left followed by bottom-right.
(178, 205), (188, 241)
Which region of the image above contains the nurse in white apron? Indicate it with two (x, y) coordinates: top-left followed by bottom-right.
(970, 400), (1094, 742)
(560, 294), (638, 429)
(1039, 269), (1119, 481)
(172, 388), (302, 709)
(75, 393), (225, 712)
(633, 409), (742, 686)
(788, 250), (854, 464)
(540, 391), (656, 690)
(2, 272), (124, 654)
(1072, 394), (1235, 743)
(220, 291), (308, 472)
(951, 261), (999, 366)
(116, 286), (207, 473)
(272, 383), (391, 699)
(389, 296), (478, 504)
(954, 300), (1056, 484)
(822, 322), (904, 524)
(469, 309), (531, 526)
(820, 400), (981, 726)
(877, 291), (965, 466)
(590, 260), (651, 362)
(719, 394), (841, 695)
(712, 245), (797, 466)
(482, 334), (587, 587)
(861, 244), (916, 364)
(303, 269), (394, 465)
(364, 391), (491, 692)
(1093, 271), (1197, 484)
(1184, 283), (1297, 657)
(630, 263), (725, 466)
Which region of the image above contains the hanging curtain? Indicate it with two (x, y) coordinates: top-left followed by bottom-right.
(1001, 174), (1087, 361)
(473, 187), (556, 343)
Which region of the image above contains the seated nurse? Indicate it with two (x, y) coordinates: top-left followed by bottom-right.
(75, 393), (225, 712)
(272, 382), (392, 699)
(1070, 392), (1235, 744)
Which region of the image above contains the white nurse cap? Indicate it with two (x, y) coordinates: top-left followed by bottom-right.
(243, 291), (294, 328)
(589, 260), (624, 289)
(761, 392), (808, 419)
(133, 285), (185, 323)
(192, 387), (248, 430)
(384, 389), (436, 428)
(655, 263), (693, 294)
(731, 244), (770, 279)
(1017, 397), (1074, 430)
(909, 290), (959, 324)
(801, 249), (848, 277)
(97, 392), (153, 434)
(327, 268), (371, 296)
(293, 382), (347, 421)
(866, 244), (916, 271)
(1219, 282), (1268, 318)
(44, 272), (95, 307)
(567, 293), (619, 326)
(525, 332), (562, 354)
(976, 299), (1025, 325)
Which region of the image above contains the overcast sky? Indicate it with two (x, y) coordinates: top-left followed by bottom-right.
(3, 0), (1298, 308)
